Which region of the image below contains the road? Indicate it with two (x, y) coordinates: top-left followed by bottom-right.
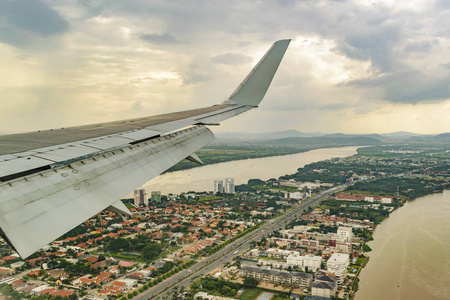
(138, 185), (348, 300)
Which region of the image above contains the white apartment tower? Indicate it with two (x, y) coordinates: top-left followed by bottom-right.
(337, 227), (353, 243)
(214, 180), (224, 194)
(225, 178), (235, 194)
(326, 253), (350, 284)
(133, 189), (147, 207)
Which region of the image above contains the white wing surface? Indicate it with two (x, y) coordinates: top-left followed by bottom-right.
(0, 39), (290, 258)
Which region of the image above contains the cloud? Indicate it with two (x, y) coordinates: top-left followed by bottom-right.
(337, 25), (400, 73)
(404, 40), (439, 53)
(0, 0), (450, 135)
(140, 32), (181, 44)
(0, 0), (68, 47)
(211, 53), (252, 66)
(346, 70), (450, 103)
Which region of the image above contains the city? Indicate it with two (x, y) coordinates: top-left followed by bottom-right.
(0, 144), (448, 299)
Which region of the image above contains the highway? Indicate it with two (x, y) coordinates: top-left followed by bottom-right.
(138, 185), (348, 300)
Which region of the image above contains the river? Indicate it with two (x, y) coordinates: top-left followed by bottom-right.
(134, 146), (359, 195)
(357, 189), (450, 300)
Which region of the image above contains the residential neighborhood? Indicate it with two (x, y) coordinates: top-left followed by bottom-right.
(0, 144), (448, 299)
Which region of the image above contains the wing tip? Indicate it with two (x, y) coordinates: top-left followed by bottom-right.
(224, 39), (291, 107)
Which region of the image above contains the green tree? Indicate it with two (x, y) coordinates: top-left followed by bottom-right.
(243, 277), (259, 288)
(142, 243), (162, 261)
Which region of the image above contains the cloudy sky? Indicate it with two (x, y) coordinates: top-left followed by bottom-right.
(1, 0), (449, 135)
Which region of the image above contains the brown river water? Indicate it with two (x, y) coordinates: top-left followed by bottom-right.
(357, 190), (450, 300)
(136, 146), (359, 194)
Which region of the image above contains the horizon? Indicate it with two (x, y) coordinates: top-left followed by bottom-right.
(0, 127), (449, 137)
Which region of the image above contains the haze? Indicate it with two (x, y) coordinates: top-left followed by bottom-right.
(1, 0), (449, 135)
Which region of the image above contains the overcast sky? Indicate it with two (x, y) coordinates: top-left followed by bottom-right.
(1, 0), (449, 135)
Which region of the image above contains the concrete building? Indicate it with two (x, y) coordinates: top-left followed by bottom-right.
(225, 178), (235, 194)
(303, 254), (322, 271)
(214, 180), (223, 194)
(335, 241), (352, 254)
(311, 275), (337, 298)
(337, 227), (353, 243)
(133, 189), (147, 207)
(151, 191), (161, 203)
(300, 239), (320, 249)
(286, 254), (322, 272)
(239, 266), (312, 288)
(326, 253), (350, 284)
(284, 192), (304, 200)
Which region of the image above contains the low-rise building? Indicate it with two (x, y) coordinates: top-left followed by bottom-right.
(337, 227), (353, 243)
(239, 266), (312, 288)
(286, 254), (322, 271)
(311, 275), (337, 298)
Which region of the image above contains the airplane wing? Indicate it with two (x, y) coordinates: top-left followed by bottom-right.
(0, 39), (290, 258)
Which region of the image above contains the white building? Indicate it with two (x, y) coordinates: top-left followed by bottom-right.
(327, 253), (350, 284)
(286, 254), (322, 272)
(292, 225), (311, 233)
(283, 192), (304, 200)
(286, 254), (303, 266)
(10, 261), (25, 269)
(303, 254), (322, 271)
(214, 180), (224, 194)
(381, 197), (393, 204)
(337, 226), (353, 243)
(225, 178), (235, 194)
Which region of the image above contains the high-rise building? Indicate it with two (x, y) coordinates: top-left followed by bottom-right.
(133, 189), (147, 207)
(326, 253), (349, 284)
(151, 191), (161, 202)
(214, 180), (224, 194)
(225, 178), (235, 194)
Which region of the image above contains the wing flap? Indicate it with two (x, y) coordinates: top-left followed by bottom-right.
(0, 126), (215, 257)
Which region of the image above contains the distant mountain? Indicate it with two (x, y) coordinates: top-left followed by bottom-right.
(381, 131), (422, 138)
(433, 132), (450, 141)
(215, 130), (324, 140)
(263, 136), (381, 146)
(323, 133), (385, 140)
(214, 130), (449, 143)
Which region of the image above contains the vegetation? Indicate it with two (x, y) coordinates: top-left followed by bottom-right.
(243, 277), (259, 288)
(191, 276), (241, 298)
(239, 289), (262, 300)
(319, 199), (392, 224)
(363, 244), (372, 252)
(347, 177), (448, 199)
(105, 236), (163, 261)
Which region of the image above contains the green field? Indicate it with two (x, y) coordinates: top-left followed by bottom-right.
(198, 195), (223, 201)
(239, 289), (262, 300)
(254, 185), (298, 193)
(124, 202), (135, 209)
